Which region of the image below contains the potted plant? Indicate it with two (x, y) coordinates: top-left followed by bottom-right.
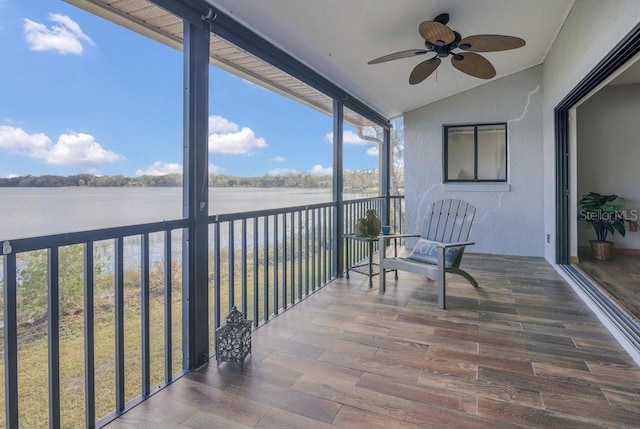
(355, 217), (368, 237)
(365, 209), (381, 236)
(578, 192), (627, 260)
(354, 210), (381, 237)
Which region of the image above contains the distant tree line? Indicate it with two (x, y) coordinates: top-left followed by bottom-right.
(0, 174), (183, 188)
(0, 170), (385, 192)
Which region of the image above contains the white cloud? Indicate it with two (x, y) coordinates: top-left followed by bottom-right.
(136, 161), (225, 176)
(136, 161), (181, 176)
(310, 164), (332, 176)
(367, 146), (378, 156)
(208, 115), (267, 155)
(269, 168), (297, 176)
(209, 115), (239, 134)
(4, 174), (18, 178)
(0, 125), (49, 150)
(325, 130), (368, 145)
(344, 130), (368, 144)
(23, 13), (93, 55)
(209, 163), (224, 174)
(0, 125), (124, 166)
(270, 156), (286, 162)
(41, 132), (122, 165)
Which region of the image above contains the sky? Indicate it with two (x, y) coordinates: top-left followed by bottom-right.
(0, 0), (381, 178)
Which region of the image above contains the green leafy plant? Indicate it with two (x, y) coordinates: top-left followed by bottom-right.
(578, 192), (627, 242)
(355, 217), (368, 236)
(365, 209), (381, 236)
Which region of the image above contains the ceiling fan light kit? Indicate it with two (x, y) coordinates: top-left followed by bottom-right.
(368, 13), (525, 84)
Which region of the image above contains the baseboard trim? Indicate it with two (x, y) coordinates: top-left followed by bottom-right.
(577, 246), (640, 256)
(616, 248), (640, 256)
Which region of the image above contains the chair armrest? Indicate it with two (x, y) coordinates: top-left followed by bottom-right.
(377, 233), (421, 239)
(376, 235), (473, 248)
(422, 240), (475, 248)
(378, 234), (420, 260)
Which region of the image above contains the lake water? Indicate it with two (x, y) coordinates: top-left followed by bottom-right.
(0, 187), (356, 241)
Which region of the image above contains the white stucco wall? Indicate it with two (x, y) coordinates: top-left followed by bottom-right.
(404, 66), (544, 256)
(576, 83), (640, 250)
(542, 0), (640, 261)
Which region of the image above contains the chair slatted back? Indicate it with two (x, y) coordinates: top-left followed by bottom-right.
(421, 199), (476, 243)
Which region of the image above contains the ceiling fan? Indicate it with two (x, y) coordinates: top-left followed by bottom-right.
(368, 13), (525, 84)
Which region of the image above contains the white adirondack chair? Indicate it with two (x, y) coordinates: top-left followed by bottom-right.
(379, 199), (477, 309)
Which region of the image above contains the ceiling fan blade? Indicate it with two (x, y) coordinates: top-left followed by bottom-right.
(368, 49), (429, 65)
(451, 52), (496, 79)
(419, 21), (455, 46)
(409, 57), (441, 84)
(458, 35), (526, 52)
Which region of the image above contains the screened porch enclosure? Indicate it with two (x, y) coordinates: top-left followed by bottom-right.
(3, 0), (640, 428)
(1, 0), (399, 427)
(0, 195), (404, 428)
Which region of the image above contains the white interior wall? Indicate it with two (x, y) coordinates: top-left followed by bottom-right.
(404, 65), (543, 256)
(576, 83), (640, 250)
(542, 0), (640, 262)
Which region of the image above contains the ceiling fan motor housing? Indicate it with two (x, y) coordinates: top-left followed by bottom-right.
(425, 30), (462, 57)
(367, 13), (526, 83)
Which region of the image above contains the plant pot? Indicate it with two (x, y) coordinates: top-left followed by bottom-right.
(366, 212), (381, 236)
(590, 240), (614, 261)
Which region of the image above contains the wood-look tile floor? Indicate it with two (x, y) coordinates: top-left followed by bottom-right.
(577, 249), (640, 321)
(107, 254), (640, 429)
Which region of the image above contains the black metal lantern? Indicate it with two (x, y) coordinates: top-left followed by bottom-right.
(214, 306), (252, 368)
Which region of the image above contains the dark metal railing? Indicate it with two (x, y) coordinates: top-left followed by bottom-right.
(389, 195), (405, 235)
(1, 220), (187, 429)
(342, 195), (405, 270)
(0, 195), (404, 428)
(208, 201), (335, 332)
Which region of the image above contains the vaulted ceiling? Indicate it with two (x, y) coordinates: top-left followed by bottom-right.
(205, 0), (576, 118)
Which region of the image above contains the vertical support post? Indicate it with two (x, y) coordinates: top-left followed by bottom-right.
(84, 243), (95, 429)
(182, 20), (210, 370)
(48, 247), (61, 429)
(3, 253), (18, 429)
(332, 100), (344, 277)
(141, 233), (150, 398)
(163, 231), (173, 384)
(381, 127), (391, 226)
(114, 237), (125, 412)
